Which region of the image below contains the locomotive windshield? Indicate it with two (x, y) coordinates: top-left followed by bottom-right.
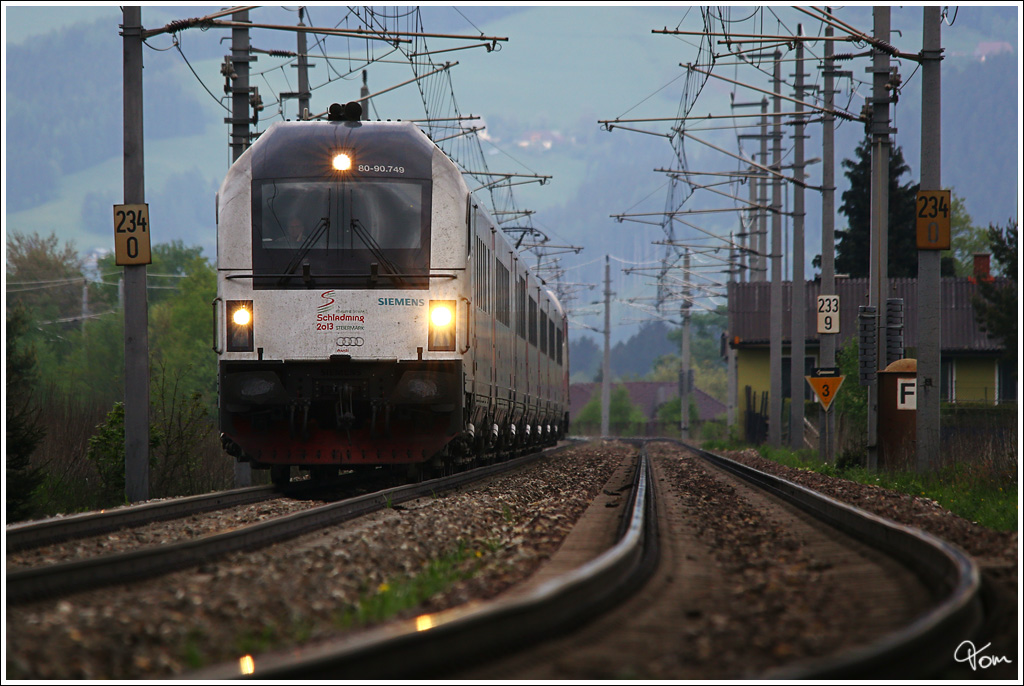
(251, 177), (430, 289)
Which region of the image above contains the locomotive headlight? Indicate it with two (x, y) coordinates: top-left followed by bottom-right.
(227, 300), (254, 352)
(430, 303), (453, 328)
(232, 307), (251, 326)
(428, 300), (456, 352)
(332, 152), (352, 171)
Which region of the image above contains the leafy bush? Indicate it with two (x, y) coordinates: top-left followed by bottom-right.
(85, 402), (162, 507)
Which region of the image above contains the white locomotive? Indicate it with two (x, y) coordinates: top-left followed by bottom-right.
(215, 102), (569, 483)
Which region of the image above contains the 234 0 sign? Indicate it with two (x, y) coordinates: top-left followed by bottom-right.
(113, 203), (152, 265)
(916, 190), (951, 250)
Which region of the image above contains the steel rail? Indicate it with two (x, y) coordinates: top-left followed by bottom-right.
(6, 446), (563, 606)
(180, 438), (980, 679)
(683, 441), (984, 679)
(185, 449), (656, 680)
(5, 483), (288, 552)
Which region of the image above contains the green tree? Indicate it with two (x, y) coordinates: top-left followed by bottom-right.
(656, 395), (698, 429)
(825, 137), (956, 278)
(95, 239), (206, 307)
(569, 335), (600, 381)
(947, 191), (991, 277)
(48, 243), (217, 405)
(6, 306), (47, 521)
(972, 220), (1017, 358)
(572, 385), (647, 435)
(649, 307), (728, 402)
(832, 337), (868, 464)
(6, 231), (84, 325)
(149, 253), (218, 403)
(649, 355), (727, 404)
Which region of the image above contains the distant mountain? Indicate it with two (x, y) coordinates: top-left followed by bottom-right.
(570, 320), (676, 381)
(4, 6), (1018, 345)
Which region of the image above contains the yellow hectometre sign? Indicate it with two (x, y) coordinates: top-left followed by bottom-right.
(113, 203), (152, 265)
(915, 190), (951, 250)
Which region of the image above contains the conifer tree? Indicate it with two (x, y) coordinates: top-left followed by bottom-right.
(972, 220), (1017, 359)
(829, 136), (955, 278)
(6, 306), (46, 521)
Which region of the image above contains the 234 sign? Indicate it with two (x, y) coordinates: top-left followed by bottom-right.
(113, 203), (152, 265)
(916, 190), (951, 250)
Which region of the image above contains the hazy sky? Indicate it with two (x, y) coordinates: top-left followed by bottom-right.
(4, 3), (1020, 341)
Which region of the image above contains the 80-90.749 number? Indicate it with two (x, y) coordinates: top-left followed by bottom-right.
(358, 164), (405, 174)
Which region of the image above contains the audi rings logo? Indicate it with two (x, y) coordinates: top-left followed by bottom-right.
(335, 336), (364, 347)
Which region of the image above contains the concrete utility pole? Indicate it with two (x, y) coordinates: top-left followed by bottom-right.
(917, 7), (943, 470)
(228, 9), (253, 161)
(727, 236), (737, 431)
(601, 255), (612, 437)
(122, 6), (149, 502)
(743, 169), (756, 281)
(229, 8), (253, 486)
(789, 26), (808, 451)
(757, 97), (769, 283)
(867, 7), (893, 469)
(360, 70), (371, 120)
(680, 249), (692, 440)
(730, 90), (769, 283)
(819, 12), (839, 463)
(768, 50), (784, 447)
(296, 8), (310, 119)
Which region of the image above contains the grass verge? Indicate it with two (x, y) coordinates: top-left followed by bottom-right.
(705, 440), (1018, 532)
(335, 540), (487, 628)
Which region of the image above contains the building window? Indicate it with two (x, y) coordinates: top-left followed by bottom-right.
(940, 359), (954, 402)
(998, 357), (1017, 403)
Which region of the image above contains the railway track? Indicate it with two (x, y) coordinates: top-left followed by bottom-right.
(6, 478), (346, 553)
(5, 447), (559, 606)
(186, 439), (986, 680)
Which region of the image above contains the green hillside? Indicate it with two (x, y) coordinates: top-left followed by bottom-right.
(5, 5), (1018, 272)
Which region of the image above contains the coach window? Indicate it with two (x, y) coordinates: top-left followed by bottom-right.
(516, 276), (527, 339)
(548, 315), (556, 359)
(528, 297), (537, 346)
(539, 313), (547, 355)
(495, 259), (510, 327)
(556, 327), (563, 365)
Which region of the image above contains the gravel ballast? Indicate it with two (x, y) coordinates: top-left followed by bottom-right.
(5, 442), (627, 679)
(5, 439), (1017, 680)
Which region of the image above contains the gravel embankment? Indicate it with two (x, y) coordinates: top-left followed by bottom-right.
(6, 440), (1016, 680)
(716, 446), (1018, 680)
(5, 442), (628, 680)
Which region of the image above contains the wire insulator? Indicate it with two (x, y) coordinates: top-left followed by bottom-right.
(873, 39), (899, 57)
(166, 17), (203, 33)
